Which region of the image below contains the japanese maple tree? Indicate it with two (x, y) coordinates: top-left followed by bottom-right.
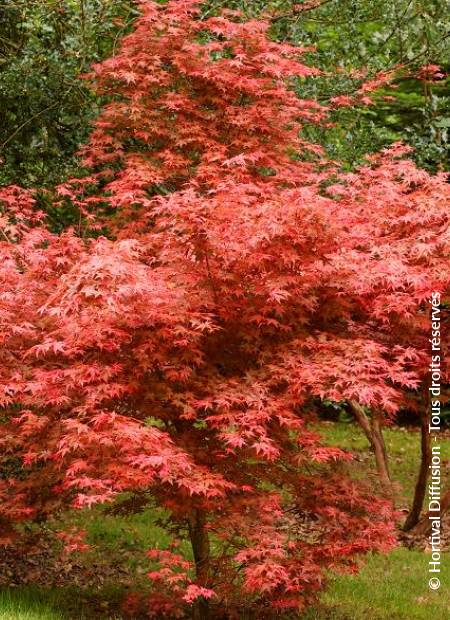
(1, 1), (450, 617)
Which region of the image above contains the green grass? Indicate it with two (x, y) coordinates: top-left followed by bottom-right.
(317, 421), (450, 504)
(58, 502), (193, 575)
(0, 588), (65, 620)
(0, 586), (128, 620)
(304, 548), (450, 620)
(66, 503), (173, 572)
(62, 502), (171, 550)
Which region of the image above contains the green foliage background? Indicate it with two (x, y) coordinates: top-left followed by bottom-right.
(0, 0), (136, 187)
(0, 0), (449, 187)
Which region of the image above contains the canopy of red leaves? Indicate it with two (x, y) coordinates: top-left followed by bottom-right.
(1, 1), (449, 615)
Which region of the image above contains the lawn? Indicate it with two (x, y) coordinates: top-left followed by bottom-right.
(0, 588), (64, 620)
(0, 421), (448, 619)
(306, 548), (450, 620)
(0, 587), (125, 620)
(317, 421), (450, 506)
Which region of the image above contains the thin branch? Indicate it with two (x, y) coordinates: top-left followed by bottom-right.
(0, 227), (12, 243)
(270, 0), (335, 22)
(0, 85), (74, 150)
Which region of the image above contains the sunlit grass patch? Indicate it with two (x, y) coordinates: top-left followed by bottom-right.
(317, 421), (450, 504)
(0, 587), (65, 620)
(304, 548), (450, 620)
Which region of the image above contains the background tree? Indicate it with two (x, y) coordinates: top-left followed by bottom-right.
(0, 0), (134, 188)
(228, 0), (450, 171)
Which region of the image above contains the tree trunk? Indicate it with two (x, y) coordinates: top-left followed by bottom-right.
(188, 509), (211, 620)
(349, 401), (394, 499)
(403, 409), (432, 531)
(410, 489), (450, 536)
(372, 409), (392, 490)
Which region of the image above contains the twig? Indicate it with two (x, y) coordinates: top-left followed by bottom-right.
(270, 0), (335, 22)
(0, 85), (74, 151)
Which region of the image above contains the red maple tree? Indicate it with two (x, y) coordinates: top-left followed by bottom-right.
(1, 1), (449, 617)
